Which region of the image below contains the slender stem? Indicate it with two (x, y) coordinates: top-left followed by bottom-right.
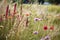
(13, 3), (17, 16)
(20, 0), (23, 15)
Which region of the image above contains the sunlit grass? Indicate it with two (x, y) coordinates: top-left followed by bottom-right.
(0, 3), (60, 40)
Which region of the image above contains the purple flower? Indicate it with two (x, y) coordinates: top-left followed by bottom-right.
(44, 35), (50, 40)
(34, 18), (43, 21)
(40, 35), (50, 40)
(33, 31), (38, 34)
(34, 18), (39, 21)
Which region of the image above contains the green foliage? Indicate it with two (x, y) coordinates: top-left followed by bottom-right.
(48, 0), (60, 4)
(45, 0), (49, 2)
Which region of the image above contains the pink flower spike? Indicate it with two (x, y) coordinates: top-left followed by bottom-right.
(5, 5), (9, 18)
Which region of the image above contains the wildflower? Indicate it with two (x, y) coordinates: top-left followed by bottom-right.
(44, 35), (50, 40)
(25, 13), (30, 16)
(44, 26), (48, 30)
(34, 18), (39, 21)
(40, 35), (50, 40)
(5, 5), (9, 18)
(34, 18), (42, 21)
(33, 31), (38, 34)
(50, 26), (54, 30)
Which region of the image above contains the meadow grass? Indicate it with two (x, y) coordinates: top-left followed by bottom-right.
(0, 4), (60, 40)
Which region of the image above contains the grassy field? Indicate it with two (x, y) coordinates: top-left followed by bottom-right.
(0, 4), (60, 40)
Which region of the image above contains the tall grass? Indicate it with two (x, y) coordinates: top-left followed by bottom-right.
(0, 1), (60, 40)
